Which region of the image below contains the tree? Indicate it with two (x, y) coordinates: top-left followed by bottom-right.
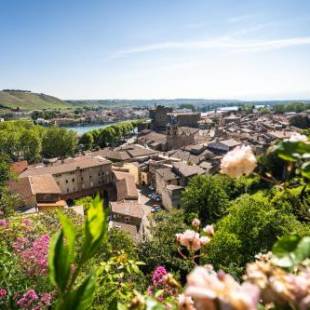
(181, 175), (229, 224)
(206, 193), (310, 272)
(138, 210), (193, 282)
(42, 127), (78, 158)
(79, 132), (94, 150)
(0, 156), (10, 187)
(19, 129), (41, 162)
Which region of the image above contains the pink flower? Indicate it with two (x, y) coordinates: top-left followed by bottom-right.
(16, 289), (38, 308)
(176, 230), (202, 252)
(185, 266), (260, 310)
(152, 266), (168, 287)
(21, 218), (32, 227)
(220, 145), (257, 178)
(203, 225), (215, 237)
(0, 219), (8, 228)
(40, 292), (52, 306)
(14, 234), (50, 276)
(0, 288), (7, 298)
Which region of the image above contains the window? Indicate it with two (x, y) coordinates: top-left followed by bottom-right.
(89, 175), (92, 179)
(67, 188), (69, 193)
(65, 180), (68, 184)
(72, 178), (75, 182)
(81, 177), (84, 181)
(98, 172), (101, 176)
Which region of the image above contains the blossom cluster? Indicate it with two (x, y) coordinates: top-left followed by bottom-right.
(183, 265), (259, 310)
(15, 289), (52, 309)
(179, 260), (310, 310)
(245, 261), (310, 309)
(151, 266), (168, 287)
(13, 234), (50, 276)
(147, 266), (179, 302)
(176, 223), (214, 253)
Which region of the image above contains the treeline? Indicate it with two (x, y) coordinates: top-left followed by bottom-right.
(0, 119), (143, 163)
(0, 120), (78, 163)
(273, 102), (310, 113)
(79, 119), (143, 150)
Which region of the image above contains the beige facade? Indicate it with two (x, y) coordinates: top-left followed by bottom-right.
(53, 165), (112, 197)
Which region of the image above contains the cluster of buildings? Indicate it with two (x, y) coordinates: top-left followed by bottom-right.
(8, 105), (304, 242)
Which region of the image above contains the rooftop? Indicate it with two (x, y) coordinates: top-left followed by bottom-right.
(110, 201), (145, 219)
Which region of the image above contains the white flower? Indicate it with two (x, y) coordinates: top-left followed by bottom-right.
(285, 133), (308, 143)
(178, 294), (195, 310)
(200, 236), (211, 246)
(191, 218), (201, 228)
(203, 225), (215, 237)
(220, 145), (257, 178)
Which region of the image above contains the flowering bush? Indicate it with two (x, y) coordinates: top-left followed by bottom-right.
(13, 234), (50, 276)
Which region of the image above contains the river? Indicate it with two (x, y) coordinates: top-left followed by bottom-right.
(63, 123), (114, 135)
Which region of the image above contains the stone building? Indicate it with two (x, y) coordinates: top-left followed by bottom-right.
(149, 105), (173, 131)
(13, 156), (114, 207)
(167, 112), (201, 128)
(109, 201), (147, 242)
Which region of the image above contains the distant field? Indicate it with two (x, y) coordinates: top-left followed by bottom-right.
(0, 90), (72, 111)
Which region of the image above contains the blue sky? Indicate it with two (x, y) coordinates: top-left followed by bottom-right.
(1, 0), (310, 100)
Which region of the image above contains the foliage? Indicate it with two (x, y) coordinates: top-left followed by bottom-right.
(272, 234), (310, 270)
(79, 132), (94, 150)
(84, 120), (142, 148)
(138, 210), (193, 282)
(48, 196), (107, 309)
(42, 126), (78, 158)
(273, 102), (310, 113)
(94, 252), (145, 309)
(181, 175), (229, 224)
(206, 193), (309, 273)
(271, 186), (310, 222)
(0, 120), (78, 162)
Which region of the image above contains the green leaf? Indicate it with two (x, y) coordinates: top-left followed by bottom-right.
(294, 237), (310, 262)
(301, 162), (310, 179)
(273, 141), (310, 162)
(61, 274), (96, 310)
(81, 195), (108, 261)
(48, 213), (76, 290)
(272, 234), (301, 257)
(272, 235), (310, 269)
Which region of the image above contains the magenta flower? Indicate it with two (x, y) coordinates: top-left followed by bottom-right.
(16, 289), (38, 308)
(0, 288), (7, 298)
(0, 219), (8, 228)
(152, 266), (168, 287)
(14, 234), (50, 276)
(40, 292), (52, 306)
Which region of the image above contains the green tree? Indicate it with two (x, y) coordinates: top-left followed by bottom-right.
(19, 129), (42, 162)
(0, 156), (10, 186)
(206, 193), (310, 272)
(138, 210), (193, 281)
(42, 127), (78, 158)
(79, 132), (94, 150)
(181, 175), (229, 224)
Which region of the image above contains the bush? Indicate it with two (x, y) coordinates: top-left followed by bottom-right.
(206, 193), (309, 271)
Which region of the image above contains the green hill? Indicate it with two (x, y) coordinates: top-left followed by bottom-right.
(0, 89), (71, 111)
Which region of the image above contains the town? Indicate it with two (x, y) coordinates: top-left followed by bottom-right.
(6, 104), (308, 242)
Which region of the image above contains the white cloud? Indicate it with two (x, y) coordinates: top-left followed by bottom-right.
(113, 36), (310, 58)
